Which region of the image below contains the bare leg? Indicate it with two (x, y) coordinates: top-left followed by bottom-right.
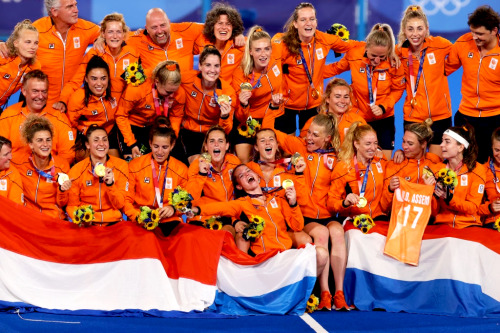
(304, 222), (330, 292)
(288, 230), (312, 248)
(327, 221), (347, 292)
(235, 232), (250, 253)
(222, 224), (235, 238)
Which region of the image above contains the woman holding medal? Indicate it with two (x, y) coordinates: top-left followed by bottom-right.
(124, 116), (188, 235)
(271, 2), (354, 134)
(231, 26), (282, 164)
(194, 2), (245, 84)
(67, 56), (120, 161)
(300, 78), (367, 142)
(323, 23), (405, 160)
(396, 5), (453, 157)
(274, 113), (350, 311)
(247, 128), (312, 246)
(479, 128), (500, 228)
(186, 125), (240, 235)
(115, 60), (184, 160)
(66, 125), (129, 226)
(431, 124), (485, 229)
(180, 46), (236, 164)
(13, 115), (71, 219)
(380, 119), (440, 213)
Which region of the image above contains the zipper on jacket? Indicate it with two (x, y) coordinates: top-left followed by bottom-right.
(99, 97), (110, 123)
(54, 32), (67, 91)
(264, 206), (286, 250)
(0, 69), (21, 102)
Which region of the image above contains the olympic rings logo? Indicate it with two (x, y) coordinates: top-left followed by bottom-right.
(411, 0), (471, 16)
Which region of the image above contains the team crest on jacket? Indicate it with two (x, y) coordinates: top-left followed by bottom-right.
(227, 54), (235, 64)
(307, 155), (313, 161)
(191, 91), (197, 98)
(175, 38), (183, 49)
(405, 176), (411, 181)
(49, 43), (55, 49)
(468, 52), (473, 58)
(3, 74), (10, 79)
(148, 45), (154, 51)
(145, 104), (151, 109)
(359, 67), (365, 73)
(144, 177), (150, 184)
(91, 109), (98, 115)
(296, 58), (302, 65)
(26, 170), (33, 176)
(86, 180), (92, 186)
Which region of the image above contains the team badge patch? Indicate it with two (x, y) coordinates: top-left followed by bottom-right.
(86, 180), (92, 186)
(467, 52), (473, 58)
(27, 170), (33, 176)
(49, 43), (55, 49)
(175, 38), (183, 49)
(191, 91), (197, 98)
(91, 109), (98, 115)
(144, 177), (150, 184)
(3, 74), (11, 79)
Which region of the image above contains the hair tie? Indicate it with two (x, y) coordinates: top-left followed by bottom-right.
(462, 125), (468, 132)
(444, 129), (469, 149)
(378, 26), (384, 31)
(411, 6), (418, 11)
(205, 44), (216, 50)
(254, 28), (263, 33)
(166, 64), (176, 71)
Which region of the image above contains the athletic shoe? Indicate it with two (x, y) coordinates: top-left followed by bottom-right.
(317, 291), (332, 311)
(333, 291), (350, 311)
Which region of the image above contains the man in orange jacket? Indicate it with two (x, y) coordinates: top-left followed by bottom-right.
(446, 5), (500, 163)
(1, 0), (100, 109)
(0, 70), (75, 164)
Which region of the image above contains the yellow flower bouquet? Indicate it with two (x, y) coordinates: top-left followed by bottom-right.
(121, 59), (146, 87)
(494, 216), (500, 232)
(327, 23), (350, 41)
(353, 214), (375, 234)
(168, 186), (194, 214)
(204, 216), (223, 231)
(242, 215), (265, 241)
(237, 116), (261, 138)
(137, 206), (160, 231)
(73, 205), (95, 227)
(436, 168), (458, 190)
(306, 294), (319, 313)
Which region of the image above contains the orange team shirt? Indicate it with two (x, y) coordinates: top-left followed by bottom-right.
(186, 153), (240, 206)
(13, 154), (69, 219)
(272, 31), (355, 111)
(231, 57), (282, 125)
(384, 178), (435, 266)
(194, 36), (244, 84)
(0, 102), (75, 164)
(430, 162), (486, 229)
(33, 17), (100, 105)
(396, 36), (452, 123)
(324, 42), (405, 122)
(247, 161), (311, 209)
(180, 71), (236, 134)
(67, 156), (129, 223)
(327, 156), (387, 219)
(446, 33), (500, 117)
(300, 111), (367, 141)
(124, 153), (188, 222)
(67, 88), (118, 134)
(0, 57), (42, 107)
(0, 164), (24, 205)
(199, 194), (304, 254)
(478, 159), (500, 224)
(59, 44), (140, 104)
(115, 79), (185, 147)
(126, 22), (204, 74)
(275, 130), (337, 219)
(380, 153), (441, 213)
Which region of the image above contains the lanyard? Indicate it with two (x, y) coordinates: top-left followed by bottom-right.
(262, 186), (282, 194)
(250, 69), (265, 89)
(408, 48), (427, 102)
(208, 160), (226, 181)
(313, 148), (336, 170)
(365, 65), (377, 106)
(29, 156), (55, 179)
(151, 157), (170, 208)
(353, 155), (371, 198)
(152, 85), (169, 117)
(299, 41), (316, 89)
(258, 158), (292, 170)
(212, 87), (219, 104)
(490, 160), (500, 194)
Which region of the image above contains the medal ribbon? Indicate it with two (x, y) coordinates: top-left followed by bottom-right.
(151, 157), (170, 208)
(365, 65), (378, 106)
(262, 186), (282, 194)
(208, 159), (227, 180)
(299, 41), (316, 91)
(257, 158), (292, 170)
(250, 68), (266, 89)
(490, 160), (500, 194)
(408, 48), (427, 101)
(314, 148), (336, 170)
(353, 155), (371, 198)
(152, 85), (169, 117)
(29, 156), (55, 179)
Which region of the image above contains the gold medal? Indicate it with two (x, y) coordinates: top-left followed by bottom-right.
(357, 196), (367, 208)
(200, 152), (212, 163)
(95, 163), (106, 177)
(410, 98), (417, 107)
(57, 173), (69, 185)
(290, 152), (302, 166)
(240, 82), (253, 91)
(282, 179), (294, 189)
(217, 94), (231, 105)
(311, 88), (320, 100)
